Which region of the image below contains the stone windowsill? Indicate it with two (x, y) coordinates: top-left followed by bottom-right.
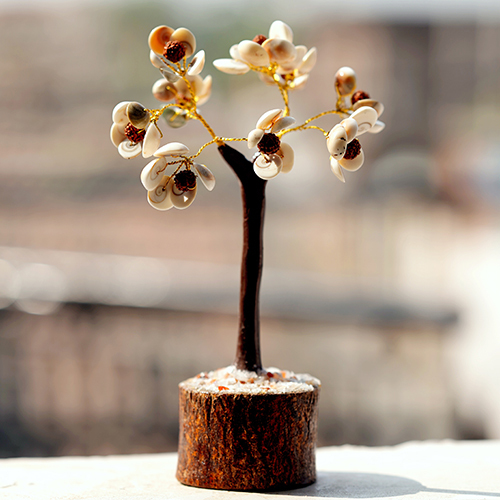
(1, 441), (500, 499)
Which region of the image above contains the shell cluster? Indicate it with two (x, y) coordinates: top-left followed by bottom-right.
(142, 142), (215, 211)
(110, 20), (386, 212)
(326, 67), (385, 182)
(213, 20), (317, 91)
(247, 109), (295, 180)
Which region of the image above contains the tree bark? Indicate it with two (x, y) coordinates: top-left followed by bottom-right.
(218, 144), (266, 372)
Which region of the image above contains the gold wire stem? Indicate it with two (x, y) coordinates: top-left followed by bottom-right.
(277, 84), (290, 116)
(189, 137), (248, 160)
(279, 124), (328, 138)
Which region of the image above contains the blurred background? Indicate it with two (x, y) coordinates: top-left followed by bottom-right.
(0, 0), (499, 457)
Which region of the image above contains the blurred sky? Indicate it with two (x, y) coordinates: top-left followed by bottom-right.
(2, 0), (500, 22)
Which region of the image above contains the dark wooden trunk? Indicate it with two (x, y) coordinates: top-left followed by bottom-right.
(176, 385), (320, 490)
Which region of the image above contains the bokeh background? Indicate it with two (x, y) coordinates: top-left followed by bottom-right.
(1, 0), (499, 457)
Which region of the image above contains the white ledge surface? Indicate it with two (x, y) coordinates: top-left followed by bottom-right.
(1, 441), (500, 499)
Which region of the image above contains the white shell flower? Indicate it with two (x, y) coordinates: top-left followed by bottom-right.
(213, 20), (316, 91)
(152, 74), (212, 106)
(143, 142), (215, 211)
(110, 101), (162, 159)
(248, 109), (296, 180)
(326, 121), (366, 183)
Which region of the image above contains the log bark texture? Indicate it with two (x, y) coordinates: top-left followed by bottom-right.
(176, 384), (320, 491)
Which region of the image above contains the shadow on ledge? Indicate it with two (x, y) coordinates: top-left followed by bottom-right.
(274, 471), (500, 498)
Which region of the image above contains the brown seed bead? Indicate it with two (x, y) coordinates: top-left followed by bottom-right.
(174, 170), (197, 192)
(351, 90), (370, 105)
(257, 133), (281, 155)
(343, 139), (361, 160)
(163, 40), (186, 63)
(252, 34), (267, 45)
(124, 123), (145, 144)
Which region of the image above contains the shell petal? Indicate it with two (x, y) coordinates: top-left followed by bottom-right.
(160, 67), (180, 83)
(197, 75), (212, 106)
(150, 50), (167, 69)
(293, 74), (309, 90)
(187, 50), (205, 75)
(262, 38), (296, 64)
(213, 58), (250, 75)
(271, 116), (296, 134)
(368, 120), (386, 134)
(142, 124), (161, 158)
(248, 128), (265, 149)
(256, 109), (283, 130)
(193, 163), (215, 191)
(148, 25), (174, 55)
(112, 101), (130, 125)
(171, 27), (196, 57)
(330, 158), (346, 183)
(279, 142), (294, 173)
(238, 40), (270, 67)
(152, 78), (175, 102)
(171, 184), (197, 209)
(147, 176), (174, 210)
(350, 106), (378, 135)
(110, 123), (126, 148)
(353, 98), (384, 117)
(340, 117), (358, 143)
(229, 44), (240, 60)
(326, 125), (348, 159)
(269, 20), (293, 43)
(339, 148), (365, 172)
(299, 47), (317, 75)
(118, 140), (142, 159)
(127, 102), (150, 129)
(254, 154), (282, 180)
(335, 66), (357, 96)
(141, 157), (167, 190)
(154, 142), (189, 157)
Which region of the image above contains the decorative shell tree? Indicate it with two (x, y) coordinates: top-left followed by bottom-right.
(110, 20), (384, 491)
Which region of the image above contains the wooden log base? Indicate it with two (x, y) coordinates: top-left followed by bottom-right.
(176, 369), (320, 491)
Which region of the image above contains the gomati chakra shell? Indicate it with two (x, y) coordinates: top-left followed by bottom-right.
(330, 158), (346, 183)
(148, 25), (174, 55)
(262, 38), (296, 64)
(368, 120), (385, 134)
(150, 50), (167, 69)
(238, 40), (270, 67)
(187, 50), (205, 76)
(142, 124), (161, 158)
(171, 27), (196, 58)
(110, 123), (126, 148)
(254, 154), (283, 180)
(269, 20), (294, 43)
(154, 142), (190, 157)
(256, 109), (283, 130)
(350, 106), (378, 135)
(127, 102), (150, 129)
(118, 140), (142, 159)
(162, 107), (188, 128)
(353, 98), (385, 117)
(141, 157), (167, 191)
(171, 184), (197, 209)
(339, 117), (358, 142)
(248, 128), (265, 149)
(213, 58), (250, 75)
(152, 79), (175, 102)
(112, 101), (130, 125)
(279, 142), (294, 173)
(335, 67), (357, 96)
(327, 125), (348, 159)
(339, 148), (365, 172)
(193, 163), (215, 191)
(148, 176), (174, 211)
